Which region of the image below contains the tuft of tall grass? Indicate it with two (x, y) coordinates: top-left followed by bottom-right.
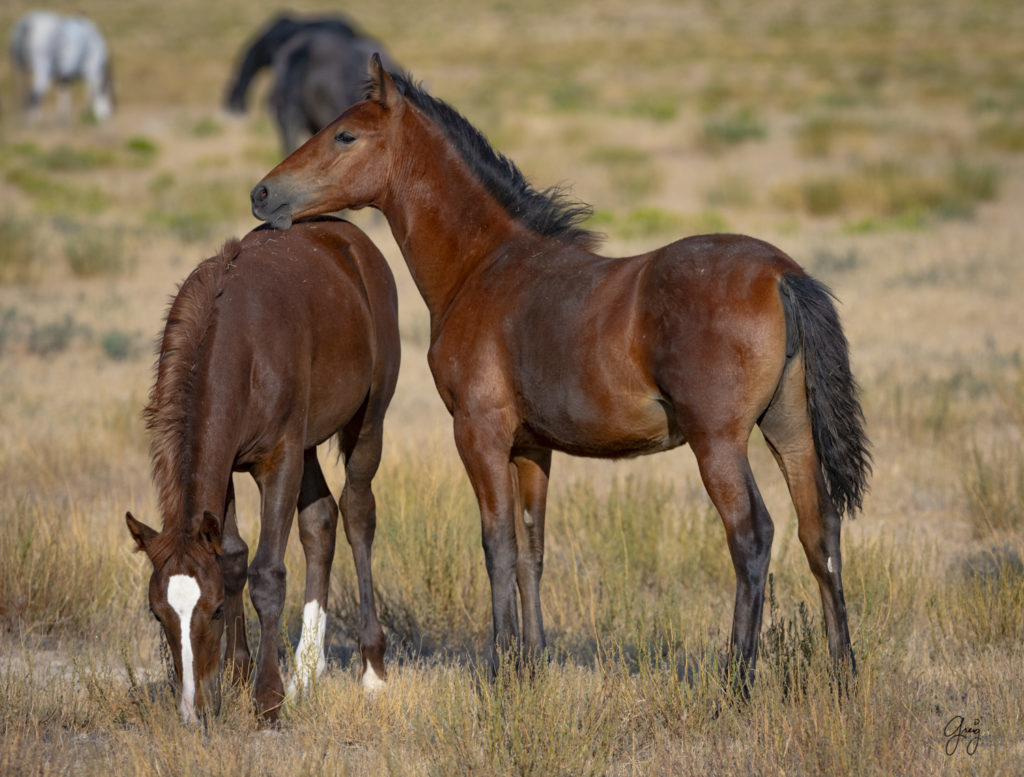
(793, 114), (873, 157)
(586, 145), (663, 200)
(961, 442), (1024, 538)
(0, 141), (116, 172)
(978, 118), (1024, 152)
(4, 167), (109, 215)
(699, 106), (767, 150)
(342, 450), (488, 655)
(101, 329), (141, 361)
(589, 207), (729, 239)
(27, 314), (83, 356)
(544, 475), (734, 658)
(124, 136), (161, 167)
(774, 159), (1002, 228)
(929, 546), (1024, 650)
(0, 215), (39, 284)
(146, 179), (249, 243)
(406, 657), (627, 777)
(64, 227), (130, 279)
(0, 494), (131, 636)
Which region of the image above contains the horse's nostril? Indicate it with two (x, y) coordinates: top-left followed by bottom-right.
(252, 185), (268, 204)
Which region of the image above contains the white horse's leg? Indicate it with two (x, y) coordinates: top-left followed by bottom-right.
(287, 600), (327, 700)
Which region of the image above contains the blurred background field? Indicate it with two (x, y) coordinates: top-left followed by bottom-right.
(1, 0), (1022, 774)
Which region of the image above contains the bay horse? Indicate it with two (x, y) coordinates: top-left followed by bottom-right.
(9, 11), (114, 122)
(125, 217), (400, 724)
(251, 57), (871, 689)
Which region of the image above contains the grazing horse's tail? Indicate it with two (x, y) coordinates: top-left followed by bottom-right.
(779, 272), (871, 518)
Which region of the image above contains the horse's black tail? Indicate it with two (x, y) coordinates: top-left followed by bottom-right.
(779, 272), (872, 518)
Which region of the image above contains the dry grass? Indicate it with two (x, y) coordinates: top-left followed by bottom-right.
(1, 0), (1023, 773)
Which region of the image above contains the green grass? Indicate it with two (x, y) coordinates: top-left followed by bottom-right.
(978, 119), (1024, 152)
(590, 207), (730, 240)
(0, 215), (38, 284)
(586, 145), (663, 201)
(699, 106), (767, 150)
(64, 227), (130, 279)
(4, 167), (110, 215)
(774, 159), (1002, 228)
(146, 178), (251, 242)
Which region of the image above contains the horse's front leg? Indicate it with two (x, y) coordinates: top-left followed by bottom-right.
(248, 444), (303, 724)
(453, 413), (520, 671)
(220, 478), (254, 688)
(287, 448), (338, 701)
(514, 450), (551, 664)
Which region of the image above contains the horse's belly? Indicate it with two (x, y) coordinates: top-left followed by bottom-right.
(525, 392), (684, 459)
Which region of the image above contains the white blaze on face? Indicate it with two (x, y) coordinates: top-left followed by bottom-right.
(287, 600), (327, 700)
(166, 574), (201, 724)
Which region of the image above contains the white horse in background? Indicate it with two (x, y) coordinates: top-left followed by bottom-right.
(9, 11), (114, 122)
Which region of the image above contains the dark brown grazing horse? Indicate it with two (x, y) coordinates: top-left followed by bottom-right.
(126, 217), (400, 723)
(251, 57), (871, 689)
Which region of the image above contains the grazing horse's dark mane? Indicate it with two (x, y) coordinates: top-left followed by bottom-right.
(382, 73), (601, 250)
(143, 241), (239, 563)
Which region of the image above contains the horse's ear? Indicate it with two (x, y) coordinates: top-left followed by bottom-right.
(367, 52), (402, 111)
(126, 512), (157, 555)
(198, 511), (223, 557)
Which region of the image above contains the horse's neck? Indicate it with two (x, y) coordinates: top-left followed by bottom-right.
(152, 363), (239, 533)
(380, 127), (524, 320)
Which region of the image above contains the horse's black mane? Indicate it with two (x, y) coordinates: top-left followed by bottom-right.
(378, 73), (601, 250)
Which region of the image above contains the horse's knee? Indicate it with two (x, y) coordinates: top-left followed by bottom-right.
(248, 562), (286, 618)
(221, 540), (249, 592)
(299, 498), (338, 546)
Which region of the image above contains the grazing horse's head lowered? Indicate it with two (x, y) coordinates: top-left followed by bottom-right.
(125, 221), (399, 725)
(127, 511), (224, 724)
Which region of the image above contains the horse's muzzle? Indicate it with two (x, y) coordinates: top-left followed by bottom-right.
(250, 183), (294, 230)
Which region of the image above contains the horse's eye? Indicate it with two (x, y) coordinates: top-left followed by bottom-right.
(336, 131), (356, 145)
(212, 604), (223, 621)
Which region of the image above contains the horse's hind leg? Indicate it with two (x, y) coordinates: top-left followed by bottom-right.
(221, 478), (254, 687)
(513, 449), (551, 664)
(759, 356), (855, 679)
(339, 422), (387, 690)
(690, 434), (775, 690)
(287, 448), (339, 700)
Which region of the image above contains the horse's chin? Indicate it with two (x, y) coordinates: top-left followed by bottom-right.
(259, 205), (294, 230)
(269, 211), (293, 230)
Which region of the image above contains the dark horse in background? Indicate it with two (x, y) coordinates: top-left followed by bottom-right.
(126, 218), (400, 724)
(224, 13), (399, 153)
(252, 58), (871, 693)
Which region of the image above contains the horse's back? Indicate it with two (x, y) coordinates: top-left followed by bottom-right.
(54, 16), (108, 79)
(648, 232), (803, 282)
(204, 218), (398, 448)
(239, 218), (397, 320)
(225, 219), (396, 356)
